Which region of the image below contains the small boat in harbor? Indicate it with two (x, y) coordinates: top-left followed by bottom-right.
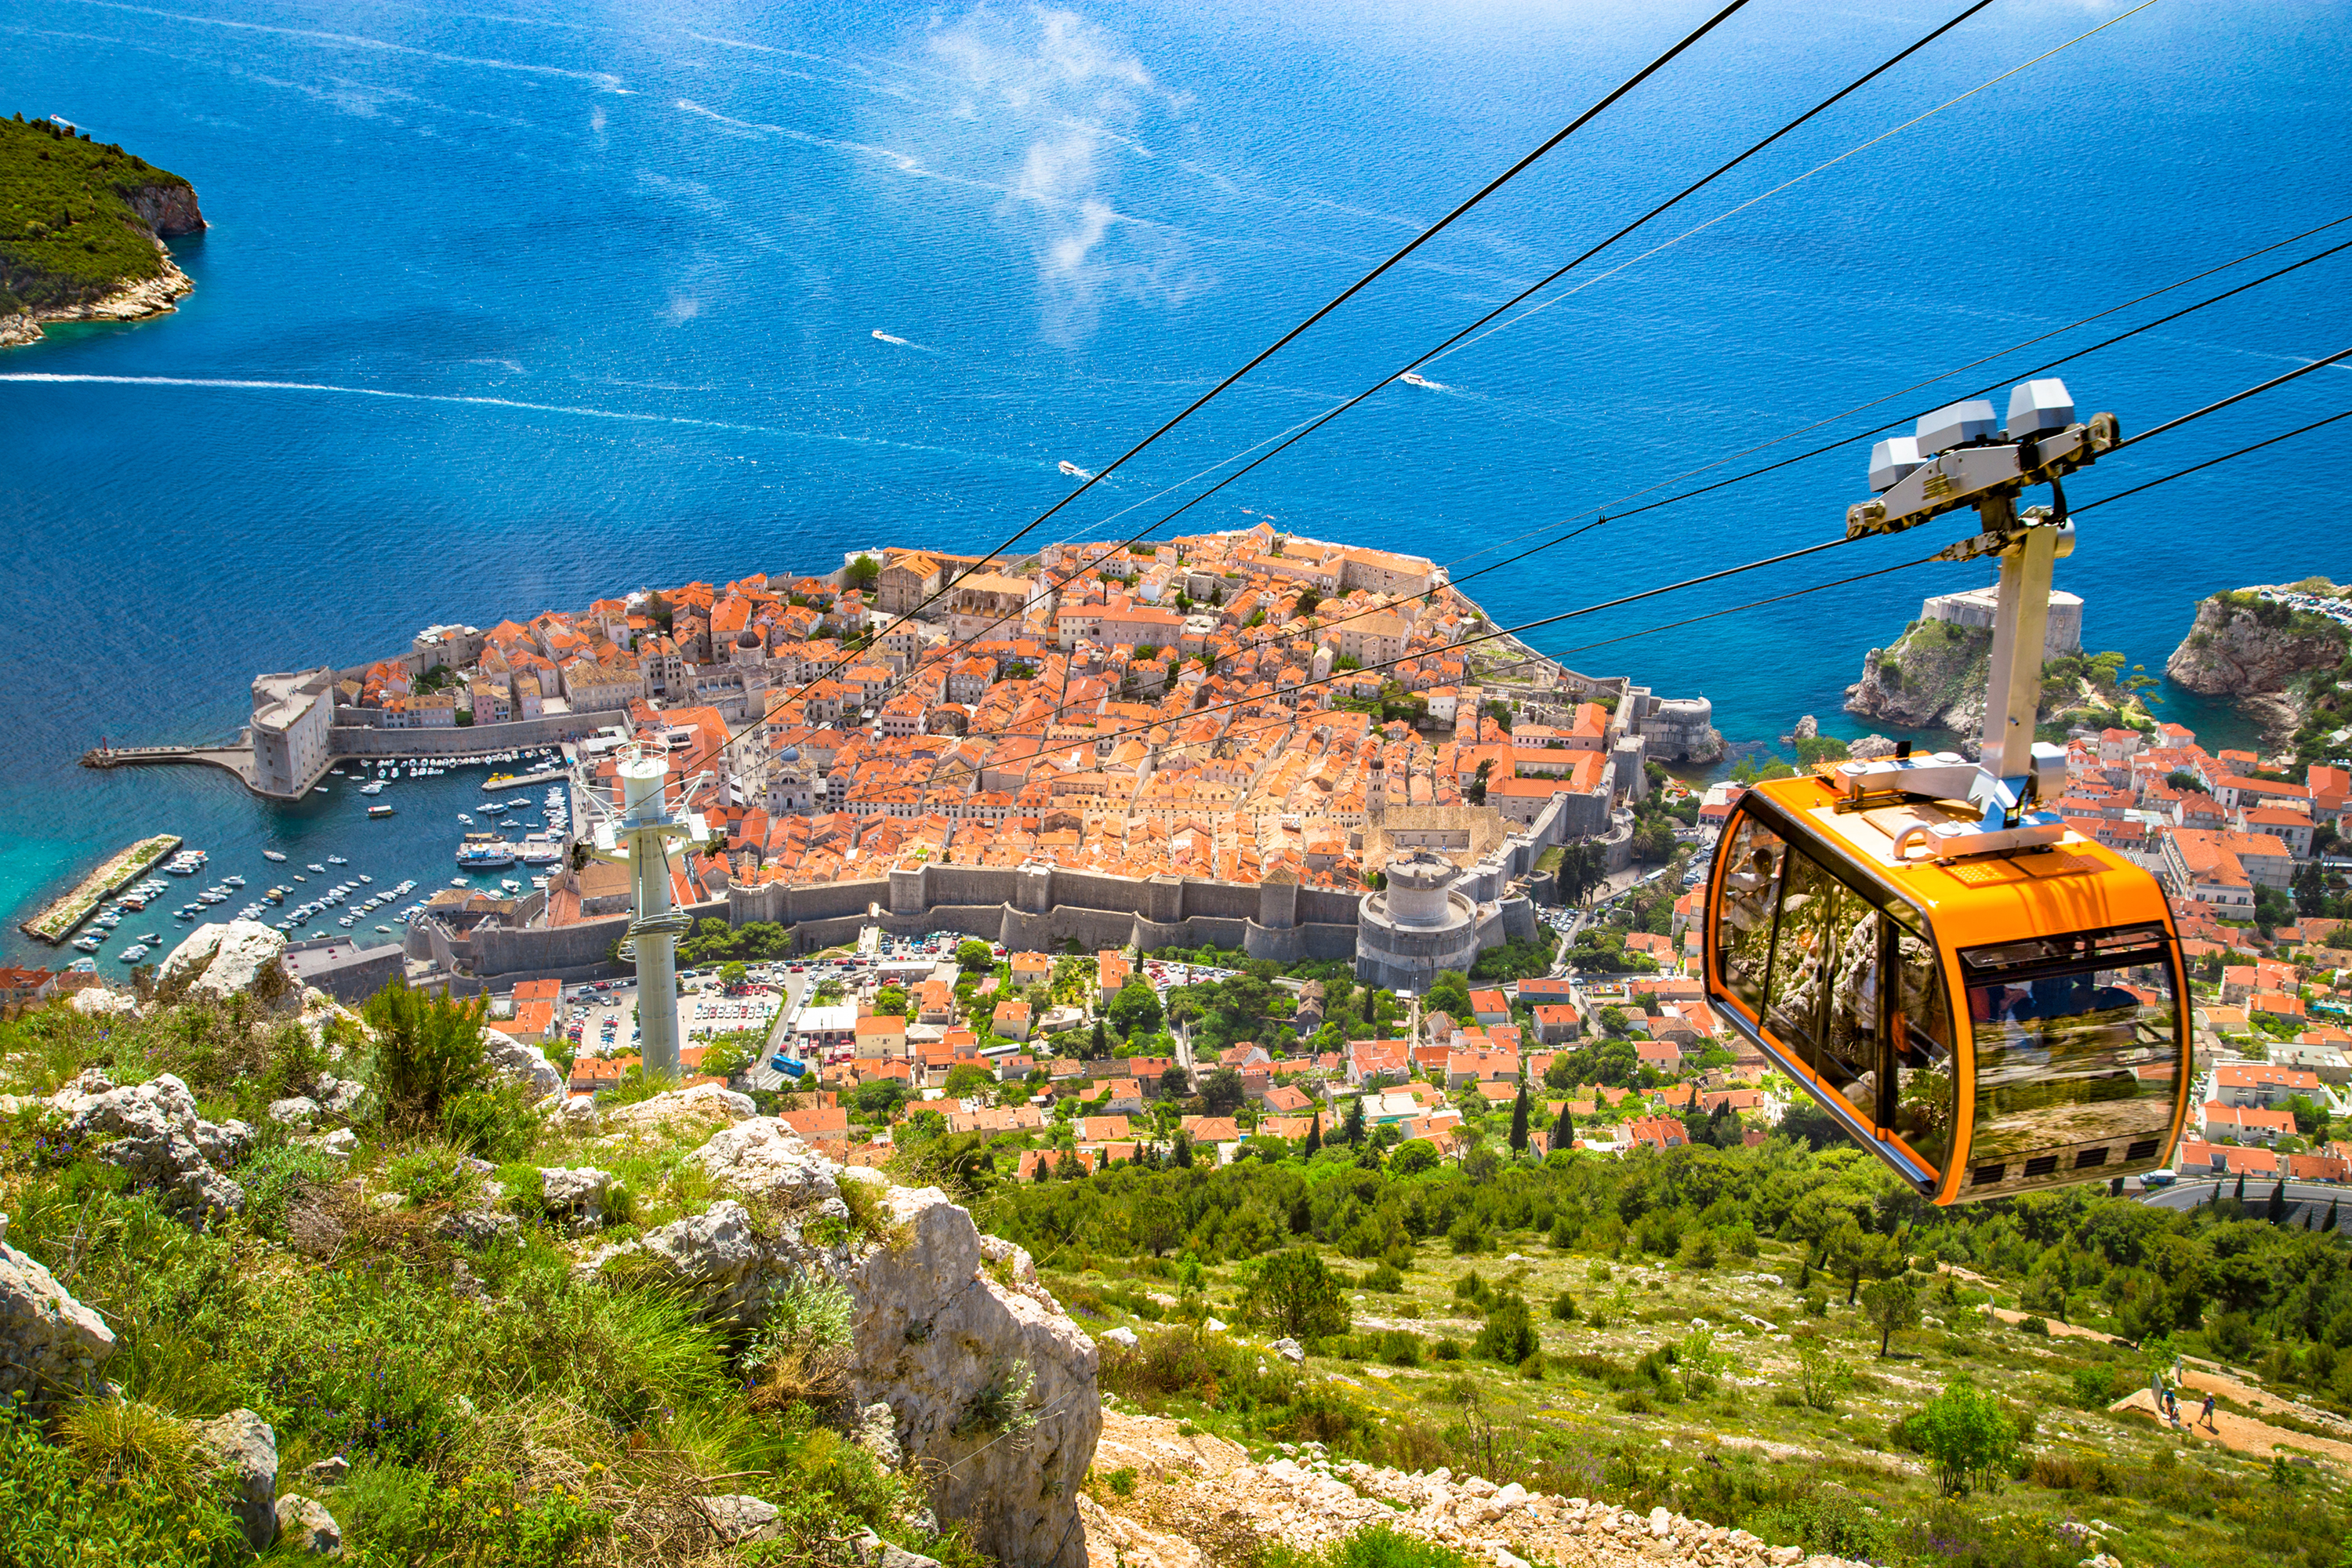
(368, 804), (394, 818)
(263, 850), (287, 862)
(1059, 460), (1094, 480)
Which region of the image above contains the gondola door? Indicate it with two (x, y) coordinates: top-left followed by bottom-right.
(1709, 801), (1958, 1198)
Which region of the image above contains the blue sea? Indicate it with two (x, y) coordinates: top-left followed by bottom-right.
(3, 0), (2347, 964)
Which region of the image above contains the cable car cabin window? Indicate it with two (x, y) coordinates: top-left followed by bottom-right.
(1715, 814), (1785, 1016)
(1755, 840), (1958, 1177)
(1962, 927), (2180, 1166)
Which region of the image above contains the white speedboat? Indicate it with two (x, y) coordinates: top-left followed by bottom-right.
(328, 855), (347, 866)
(263, 850), (287, 862)
(119, 944), (149, 962)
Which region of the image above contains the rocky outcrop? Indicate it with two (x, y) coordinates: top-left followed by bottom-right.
(194, 1408), (279, 1552)
(689, 1116), (841, 1203)
(587, 1123), (1099, 1568)
(157, 920), (292, 1009)
(0, 254), (194, 350)
(274, 1494), (343, 1556)
(1082, 1411), (1868, 1568)
(602, 1082), (757, 1135)
(43, 1071), (251, 1221)
(125, 182), (205, 237)
(539, 1166), (613, 1232)
(2166, 587), (2347, 695)
(1844, 621), (1991, 734)
(482, 1028), (564, 1102)
(0, 1213), (118, 1402)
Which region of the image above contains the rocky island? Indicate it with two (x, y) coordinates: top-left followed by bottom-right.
(1843, 582), (2155, 742)
(0, 111), (205, 349)
(2165, 579), (2351, 751)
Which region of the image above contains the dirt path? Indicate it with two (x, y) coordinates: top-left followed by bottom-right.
(1985, 1306), (2127, 1346)
(2111, 1387), (2352, 1469)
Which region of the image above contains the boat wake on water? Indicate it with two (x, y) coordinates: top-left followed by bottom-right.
(1396, 371), (1450, 391)
(870, 330), (927, 349)
(1058, 460), (1095, 480)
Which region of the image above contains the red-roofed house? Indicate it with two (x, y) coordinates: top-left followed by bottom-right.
(2202, 1101), (2297, 1145)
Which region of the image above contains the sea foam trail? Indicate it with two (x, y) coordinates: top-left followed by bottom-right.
(0, 374), (1013, 462)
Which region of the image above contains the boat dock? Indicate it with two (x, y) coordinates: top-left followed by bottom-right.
(478, 769), (569, 793)
(20, 833), (183, 944)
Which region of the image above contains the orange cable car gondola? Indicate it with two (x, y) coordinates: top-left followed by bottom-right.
(1700, 379), (2190, 1203)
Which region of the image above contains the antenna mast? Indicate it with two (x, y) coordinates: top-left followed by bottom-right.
(586, 749), (703, 1081)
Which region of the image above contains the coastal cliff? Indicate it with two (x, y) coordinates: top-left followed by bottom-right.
(1844, 619), (1994, 735)
(2165, 580), (2350, 750)
(1, 113), (205, 349)
(2165, 583), (2348, 693)
(1846, 615), (2154, 742)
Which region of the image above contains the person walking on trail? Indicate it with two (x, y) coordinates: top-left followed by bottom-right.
(2201, 1391), (2217, 1431)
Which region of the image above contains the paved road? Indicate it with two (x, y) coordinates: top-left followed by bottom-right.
(2140, 1176), (2348, 1223)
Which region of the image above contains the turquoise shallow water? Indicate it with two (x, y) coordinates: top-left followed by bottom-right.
(2, 0), (2346, 964)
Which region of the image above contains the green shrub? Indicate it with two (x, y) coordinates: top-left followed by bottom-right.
(1363, 1263), (1406, 1294)
(1243, 1249), (1352, 1341)
(1909, 1377), (2017, 1497)
(1428, 1338), (1463, 1362)
(1549, 1290), (1579, 1323)
(365, 985), (489, 1133)
(1474, 1295), (1539, 1365)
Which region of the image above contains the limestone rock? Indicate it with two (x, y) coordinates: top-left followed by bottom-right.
(0, 1212), (118, 1401)
(688, 1118), (841, 1204)
(602, 1082), (756, 1134)
(596, 1123), (1100, 1568)
(698, 1494), (783, 1545)
(275, 1493), (343, 1555)
(845, 1185), (1099, 1568)
(60, 1075), (245, 1221)
(68, 985), (136, 1017)
(269, 1096), (321, 1129)
(1101, 1326), (1139, 1352)
(302, 1454), (350, 1488)
(538, 1166), (612, 1232)
(315, 1075), (366, 1116)
(853, 1526), (943, 1568)
(481, 1028), (564, 1102)
(1270, 1338), (1305, 1365)
(436, 1201), (519, 1247)
(855, 1401), (904, 1469)
(2167, 586), (2348, 695)
(160, 920), (291, 1008)
(194, 1408), (278, 1552)
(1848, 734), (1897, 760)
(590, 1200), (766, 1321)
(1792, 714), (1818, 741)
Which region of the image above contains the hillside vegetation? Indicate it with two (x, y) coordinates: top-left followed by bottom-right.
(0, 112), (194, 316)
(0, 989), (961, 1568)
(978, 1135), (2352, 1568)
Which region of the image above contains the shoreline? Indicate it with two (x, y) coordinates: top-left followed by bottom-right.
(0, 253), (194, 350)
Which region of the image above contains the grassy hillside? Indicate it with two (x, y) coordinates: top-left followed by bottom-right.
(978, 1140), (2352, 1568)
(0, 113), (191, 315)
(0, 991), (961, 1568)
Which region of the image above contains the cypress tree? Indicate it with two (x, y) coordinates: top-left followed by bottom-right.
(1554, 1103), (1576, 1151)
(1509, 1083), (1531, 1153)
(1305, 1113), (1323, 1156)
(1343, 1095), (1366, 1147)
(2270, 1179), (2289, 1225)
(2234, 1171), (2247, 1207)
